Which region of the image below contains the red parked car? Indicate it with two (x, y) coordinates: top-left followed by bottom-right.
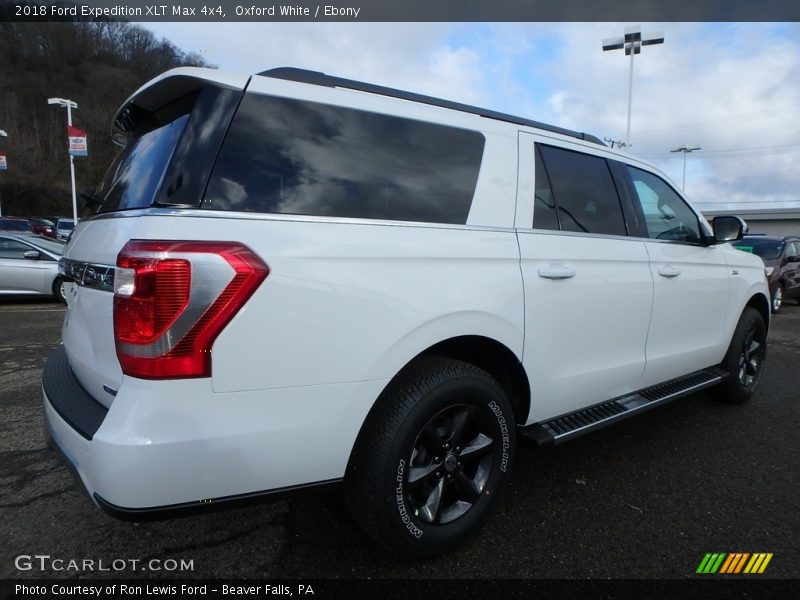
(30, 218), (55, 237)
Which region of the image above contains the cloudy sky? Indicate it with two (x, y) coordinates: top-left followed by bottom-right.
(145, 22), (800, 211)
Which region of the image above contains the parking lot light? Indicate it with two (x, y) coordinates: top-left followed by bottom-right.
(47, 98), (80, 224)
(602, 25), (665, 146)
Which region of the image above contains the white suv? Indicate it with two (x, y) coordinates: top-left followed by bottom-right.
(43, 66), (770, 557)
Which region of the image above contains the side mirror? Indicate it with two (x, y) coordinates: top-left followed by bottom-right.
(23, 250), (41, 260)
(787, 255), (800, 263)
(712, 216), (747, 244)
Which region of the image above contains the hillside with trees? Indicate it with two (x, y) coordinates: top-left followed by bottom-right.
(0, 21), (209, 217)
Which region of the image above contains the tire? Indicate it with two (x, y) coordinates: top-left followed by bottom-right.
(52, 277), (67, 304)
(344, 357), (515, 558)
(771, 283), (783, 314)
(712, 307), (767, 404)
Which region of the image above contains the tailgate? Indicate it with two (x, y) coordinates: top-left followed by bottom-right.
(61, 219), (131, 408)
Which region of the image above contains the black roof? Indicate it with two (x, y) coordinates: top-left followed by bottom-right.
(258, 67), (606, 147)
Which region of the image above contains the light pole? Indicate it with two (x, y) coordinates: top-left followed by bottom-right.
(0, 129), (7, 218)
(47, 97), (79, 223)
(670, 145), (702, 191)
(602, 25), (665, 147)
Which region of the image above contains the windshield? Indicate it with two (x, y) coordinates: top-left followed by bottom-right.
(25, 236), (66, 255)
(0, 219), (31, 231)
(732, 239), (784, 260)
(57, 220), (75, 230)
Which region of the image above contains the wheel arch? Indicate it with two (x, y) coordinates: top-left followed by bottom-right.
(746, 292), (771, 332)
(348, 335), (531, 476)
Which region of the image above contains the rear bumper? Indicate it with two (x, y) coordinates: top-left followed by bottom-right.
(42, 346), (388, 518)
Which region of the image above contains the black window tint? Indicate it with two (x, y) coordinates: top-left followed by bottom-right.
(627, 166), (701, 243)
(203, 94), (485, 224)
(538, 145), (626, 236)
(732, 239), (784, 260)
(533, 145), (559, 230)
(94, 114), (189, 213)
(0, 238), (32, 259)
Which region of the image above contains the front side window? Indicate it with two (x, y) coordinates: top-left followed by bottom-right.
(0, 238), (32, 259)
(537, 145), (627, 236)
(203, 94), (486, 224)
(627, 166), (702, 244)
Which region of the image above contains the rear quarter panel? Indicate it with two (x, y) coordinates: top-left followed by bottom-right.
(209, 215), (525, 392)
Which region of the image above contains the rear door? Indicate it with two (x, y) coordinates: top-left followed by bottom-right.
(516, 134), (653, 423)
(620, 164), (730, 386)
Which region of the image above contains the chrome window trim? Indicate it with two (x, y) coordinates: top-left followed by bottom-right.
(80, 207), (518, 234)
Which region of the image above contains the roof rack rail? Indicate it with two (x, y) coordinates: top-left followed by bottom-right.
(257, 67), (606, 147)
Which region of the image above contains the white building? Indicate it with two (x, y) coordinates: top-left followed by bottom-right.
(702, 207), (800, 238)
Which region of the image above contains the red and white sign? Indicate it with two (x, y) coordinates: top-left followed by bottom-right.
(68, 126), (88, 157)
(0, 151), (7, 172)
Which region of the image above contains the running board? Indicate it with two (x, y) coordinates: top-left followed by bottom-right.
(520, 367), (728, 447)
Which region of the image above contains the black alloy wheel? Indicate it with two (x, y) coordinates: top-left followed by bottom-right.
(344, 357), (515, 557)
(713, 307), (767, 404)
(406, 404), (497, 525)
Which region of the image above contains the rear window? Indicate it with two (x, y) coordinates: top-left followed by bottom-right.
(91, 86), (242, 215)
(203, 94), (486, 224)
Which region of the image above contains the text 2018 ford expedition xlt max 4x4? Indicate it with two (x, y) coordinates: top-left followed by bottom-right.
(43, 67), (770, 557)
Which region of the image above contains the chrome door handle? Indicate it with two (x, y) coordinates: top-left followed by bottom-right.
(658, 266), (681, 278)
(538, 265), (576, 280)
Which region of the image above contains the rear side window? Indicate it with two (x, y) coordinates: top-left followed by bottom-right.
(538, 145), (627, 236)
(93, 114), (190, 214)
(203, 94), (486, 224)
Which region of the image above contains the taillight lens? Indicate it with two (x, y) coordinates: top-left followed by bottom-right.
(114, 240), (269, 379)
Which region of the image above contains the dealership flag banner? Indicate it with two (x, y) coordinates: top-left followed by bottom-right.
(67, 125), (88, 157)
(0, 151), (6, 171)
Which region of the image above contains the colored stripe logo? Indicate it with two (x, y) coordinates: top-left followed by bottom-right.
(697, 552), (773, 574)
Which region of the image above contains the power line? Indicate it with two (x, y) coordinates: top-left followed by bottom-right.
(697, 199), (800, 204)
(633, 104), (800, 139)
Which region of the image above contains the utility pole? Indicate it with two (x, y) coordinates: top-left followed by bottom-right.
(670, 145), (702, 191)
(602, 25), (665, 146)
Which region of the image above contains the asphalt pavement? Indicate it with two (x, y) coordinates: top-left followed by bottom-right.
(1, 297), (798, 579)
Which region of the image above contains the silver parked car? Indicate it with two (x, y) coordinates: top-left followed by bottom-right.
(0, 234), (67, 302)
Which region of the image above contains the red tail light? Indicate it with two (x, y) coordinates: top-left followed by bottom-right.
(114, 240), (269, 379)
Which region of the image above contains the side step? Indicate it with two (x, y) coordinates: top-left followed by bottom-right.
(520, 368), (728, 447)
